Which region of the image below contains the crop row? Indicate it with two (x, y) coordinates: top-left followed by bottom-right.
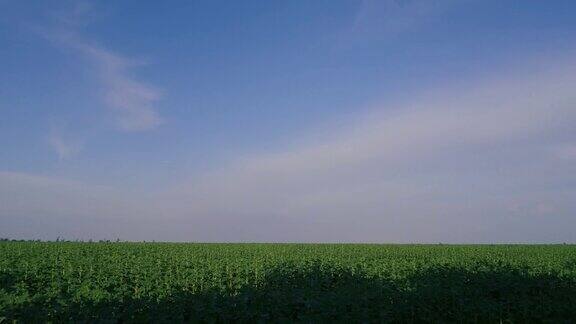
(1, 243), (576, 322)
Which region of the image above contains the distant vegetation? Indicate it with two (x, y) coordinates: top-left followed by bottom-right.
(1, 242), (576, 322)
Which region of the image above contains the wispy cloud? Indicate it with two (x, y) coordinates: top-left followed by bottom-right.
(77, 42), (164, 131)
(553, 144), (576, 160)
(339, 0), (454, 47)
(165, 54), (576, 242)
(47, 2), (163, 132)
(2, 54), (576, 242)
(47, 127), (83, 160)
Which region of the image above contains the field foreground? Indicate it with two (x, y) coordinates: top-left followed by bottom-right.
(1, 243), (576, 322)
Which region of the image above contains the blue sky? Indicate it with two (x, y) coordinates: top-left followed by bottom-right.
(1, 0), (576, 242)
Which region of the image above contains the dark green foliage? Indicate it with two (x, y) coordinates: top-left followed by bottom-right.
(1, 243), (575, 322)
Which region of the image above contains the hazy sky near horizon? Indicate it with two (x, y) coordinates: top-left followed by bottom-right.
(1, 0), (576, 242)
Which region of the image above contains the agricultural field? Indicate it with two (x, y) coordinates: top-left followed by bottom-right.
(1, 242), (576, 322)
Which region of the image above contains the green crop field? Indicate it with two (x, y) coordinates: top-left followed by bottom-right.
(1, 242), (576, 322)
